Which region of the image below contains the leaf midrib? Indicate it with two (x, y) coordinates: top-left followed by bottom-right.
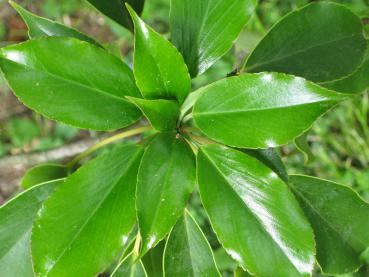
(3, 57), (129, 103)
(194, 98), (336, 116)
(142, 138), (177, 242)
(246, 33), (361, 71)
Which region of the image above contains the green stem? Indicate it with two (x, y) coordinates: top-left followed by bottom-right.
(66, 125), (152, 169)
(132, 233), (142, 261)
(188, 133), (216, 145)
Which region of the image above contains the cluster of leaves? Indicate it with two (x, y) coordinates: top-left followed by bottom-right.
(0, 0), (369, 276)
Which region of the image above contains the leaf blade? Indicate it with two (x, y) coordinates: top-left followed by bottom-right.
(128, 6), (191, 104)
(86, 0), (144, 31)
(10, 1), (100, 46)
(170, 0), (257, 77)
(127, 97), (179, 132)
(164, 210), (221, 277)
(197, 144), (315, 277)
(31, 144), (143, 276)
(0, 180), (61, 277)
(193, 73), (348, 148)
(137, 132), (196, 255)
(0, 37), (141, 130)
(21, 163), (67, 189)
(289, 175), (369, 275)
(324, 42), (369, 94)
(245, 2), (367, 82)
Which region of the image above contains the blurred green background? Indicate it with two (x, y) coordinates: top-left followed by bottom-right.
(0, 0), (368, 276)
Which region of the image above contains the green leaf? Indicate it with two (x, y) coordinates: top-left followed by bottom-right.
(128, 6), (191, 104)
(21, 163), (68, 189)
(127, 97), (179, 132)
(170, 0), (257, 77)
(243, 148), (288, 183)
(164, 210), (221, 277)
(324, 43), (369, 94)
(193, 73), (348, 148)
(197, 144), (315, 277)
(0, 37), (142, 131)
(10, 1), (100, 46)
(113, 254), (147, 277)
(234, 267), (253, 277)
(294, 132), (314, 165)
(137, 132), (196, 255)
(0, 180), (61, 277)
(86, 0), (144, 31)
(289, 175), (369, 275)
(31, 144), (143, 276)
(244, 2), (367, 82)
(141, 241), (165, 277)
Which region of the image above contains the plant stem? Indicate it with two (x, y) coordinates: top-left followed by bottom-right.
(187, 133), (216, 145)
(66, 125), (152, 169)
(133, 233), (142, 260)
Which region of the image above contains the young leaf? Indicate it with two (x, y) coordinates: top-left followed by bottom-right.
(164, 210), (221, 277)
(10, 1), (100, 46)
(0, 37), (142, 131)
(170, 0), (257, 77)
(31, 144), (143, 276)
(193, 73), (348, 148)
(141, 241), (165, 277)
(324, 42), (369, 94)
(86, 0), (144, 31)
(128, 6), (191, 104)
(112, 253), (148, 277)
(21, 163), (68, 189)
(127, 97), (179, 132)
(137, 132), (196, 255)
(242, 148), (288, 183)
(244, 2), (367, 82)
(0, 180), (61, 277)
(197, 144), (315, 277)
(289, 175), (369, 275)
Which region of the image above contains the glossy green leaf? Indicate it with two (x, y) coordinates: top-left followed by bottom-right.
(197, 144), (315, 277)
(137, 132), (196, 255)
(10, 1), (100, 46)
(170, 0), (257, 77)
(86, 0), (144, 31)
(289, 175), (369, 275)
(113, 253), (148, 277)
(31, 144), (143, 277)
(0, 37), (141, 131)
(128, 6), (191, 104)
(193, 73), (348, 148)
(141, 241), (165, 277)
(127, 97), (179, 132)
(21, 163), (67, 189)
(243, 148), (288, 183)
(0, 180), (61, 277)
(164, 210), (221, 277)
(324, 43), (369, 94)
(245, 2), (367, 82)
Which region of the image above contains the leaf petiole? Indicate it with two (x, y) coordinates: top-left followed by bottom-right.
(66, 125), (152, 169)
